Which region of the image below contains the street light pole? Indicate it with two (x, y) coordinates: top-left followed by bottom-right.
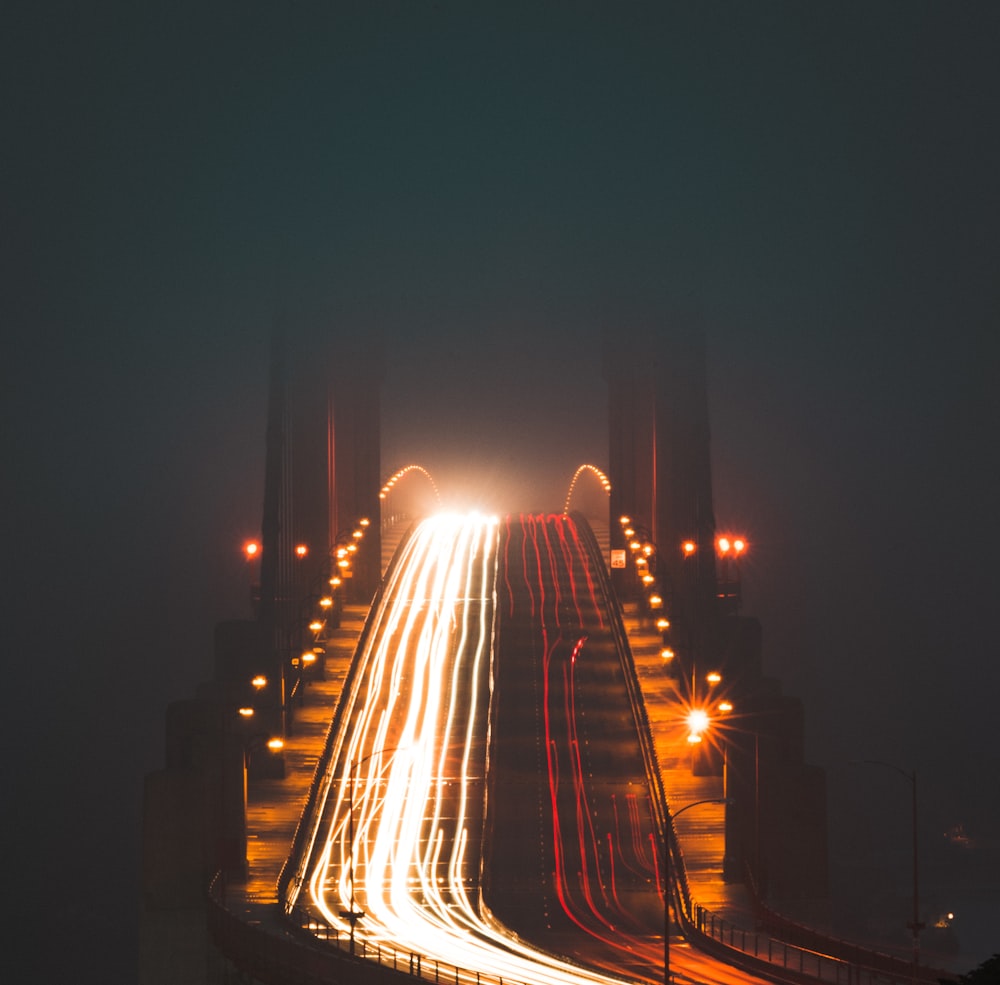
(663, 798), (731, 985)
(342, 764), (364, 954)
(854, 759), (922, 982)
(341, 745), (408, 955)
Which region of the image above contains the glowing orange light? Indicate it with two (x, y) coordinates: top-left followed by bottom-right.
(266, 737), (284, 752)
(319, 596), (333, 608)
(251, 675), (267, 689)
(718, 700), (733, 713)
(706, 671), (722, 684)
(733, 537), (747, 555)
(656, 617), (670, 631)
(661, 647), (675, 660)
(295, 544), (308, 558)
(620, 515), (631, 526)
(243, 540), (260, 559)
(308, 620), (323, 632)
(642, 573), (656, 586)
(682, 540), (696, 556)
(648, 593), (663, 608)
(717, 536), (731, 555)
(302, 652), (316, 664)
(238, 706), (255, 718)
(359, 517), (370, 527)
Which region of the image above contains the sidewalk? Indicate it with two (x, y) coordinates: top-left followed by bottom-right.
(621, 601), (757, 931)
(233, 605), (369, 915)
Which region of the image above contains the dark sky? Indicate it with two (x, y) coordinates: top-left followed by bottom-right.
(4, 3), (999, 982)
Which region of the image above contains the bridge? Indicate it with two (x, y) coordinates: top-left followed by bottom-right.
(140, 328), (944, 985)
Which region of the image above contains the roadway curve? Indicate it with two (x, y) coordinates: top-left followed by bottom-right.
(287, 512), (775, 985)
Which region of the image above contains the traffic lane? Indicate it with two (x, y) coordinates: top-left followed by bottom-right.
(489, 514), (779, 985)
(488, 514), (662, 968)
(303, 515), (497, 948)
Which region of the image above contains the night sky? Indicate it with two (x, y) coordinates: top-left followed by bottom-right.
(4, 4), (999, 982)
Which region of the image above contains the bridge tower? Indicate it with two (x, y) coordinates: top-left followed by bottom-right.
(254, 326), (383, 732)
(280, 328), (383, 607)
(604, 321), (829, 905)
(604, 322), (718, 684)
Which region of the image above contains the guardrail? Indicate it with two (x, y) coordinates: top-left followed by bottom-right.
(679, 896), (954, 985)
(211, 871), (541, 985)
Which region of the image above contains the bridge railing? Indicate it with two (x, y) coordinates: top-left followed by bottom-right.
(211, 869), (545, 985)
(676, 890), (952, 985)
(281, 903), (585, 985)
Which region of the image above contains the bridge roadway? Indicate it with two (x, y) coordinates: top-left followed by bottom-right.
(211, 514), (774, 985)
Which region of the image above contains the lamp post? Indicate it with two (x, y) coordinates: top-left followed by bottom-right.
(341, 744), (407, 955)
(663, 797), (731, 984)
(853, 759), (922, 982)
(341, 760), (364, 955)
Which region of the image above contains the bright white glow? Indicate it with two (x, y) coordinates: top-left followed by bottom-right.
(687, 709), (710, 735)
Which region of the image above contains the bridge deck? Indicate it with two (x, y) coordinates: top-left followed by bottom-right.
(229, 601), (753, 933)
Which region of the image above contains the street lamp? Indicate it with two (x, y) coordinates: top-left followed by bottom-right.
(242, 540), (261, 614)
(663, 798), (731, 984)
(852, 759), (923, 981)
(715, 534), (748, 613)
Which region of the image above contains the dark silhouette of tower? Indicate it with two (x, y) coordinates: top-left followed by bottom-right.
(140, 323), (386, 981)
(604, 321), (718, 683)
(255, 326), (383, 726)
(604, 319), (828, 906)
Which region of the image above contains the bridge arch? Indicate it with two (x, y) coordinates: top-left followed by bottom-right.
(562, 463), (612, 560)
(562, 463), (611, 515)
(380, 464), (441, 526)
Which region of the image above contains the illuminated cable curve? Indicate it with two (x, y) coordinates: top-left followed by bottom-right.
(563, 464), (612, 515)
(379, 463), (442, 506)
